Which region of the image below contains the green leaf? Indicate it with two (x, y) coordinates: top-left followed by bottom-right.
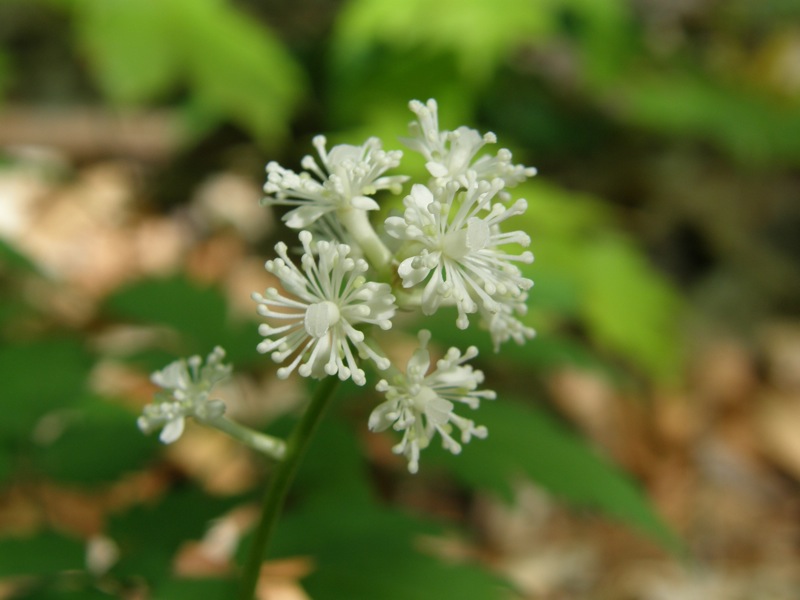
(32, 396), (157, 485)
(0, 236), (41, 274)
(279, 506), (511, 600)
(243, 413), (511, 599)
(520, 181), (683, 381)
(0, 48), (9, 100)
(109, 486), (239, 581)
(0, 338), (92, 440)
(0, 531), (84, 577)
(103, 275), (261, 366)
(170, 0), (306, 142)
(615, 73), (800, 166)
(69, 0), (305, 141)
(432, 399), (682, 553)
(104, 275), (224, 346)
(334, 0), (552, 83)
(72, 0), (180, 103)
(153, 577), (238, 599)
(581, 233), (683, 382)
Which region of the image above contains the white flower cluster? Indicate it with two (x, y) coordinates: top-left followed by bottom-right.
(137, 347), (231, 444)
(140, 99), (536, 472)
(252, 99), (536, 471)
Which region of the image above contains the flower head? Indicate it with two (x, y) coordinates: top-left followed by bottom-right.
(386, 177), (533, 332)
(369, 330), (495, 473)
(252, 231), (396, 386)
(402, 99), (536, 193)
(137, 346), (230, 444)
(263, 136), (407, 229)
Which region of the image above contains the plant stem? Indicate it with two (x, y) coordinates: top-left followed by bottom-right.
(238, 376), (340, 600)
(203, 416), (286, 460)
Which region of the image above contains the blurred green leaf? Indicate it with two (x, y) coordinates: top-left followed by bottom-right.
(334, 0), (551, 83)
(0, 49), (9, 100)
(69, 0), (306, 141)
(431, 399), (682, 553)
(0, 448), (10, 486)
(103, 275), (261, 366)
(109, 486), (239, 581)
(614, 73), (800, 166)
(153, 577), (238, 599)
(278, 505), (510, 599)
(0, 237), (41, 274)
(32, 395), (157, 485)
(104, 275), (225, 344)
(171, 0), (305, 142)
(72, 0), (179, 103)
(0, 531), (84, 576)
(581, 233), (683, 382)
(0, 338), (92, 440)
(265, 414), (511, 599)
(521, 181), (683, 381)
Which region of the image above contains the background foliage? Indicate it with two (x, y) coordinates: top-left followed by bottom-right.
(1, 0), (798, 597)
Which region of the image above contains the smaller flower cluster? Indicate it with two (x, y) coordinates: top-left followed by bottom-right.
(263, 135), (407, 230)
(369, 330), (495, 473)
(137, 346), (230, 444)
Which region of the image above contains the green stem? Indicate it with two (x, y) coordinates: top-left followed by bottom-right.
(238, 376), (340, 600)
(203, 416), (286, 460)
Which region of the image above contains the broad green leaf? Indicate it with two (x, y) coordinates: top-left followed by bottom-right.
(153, 577), (238, 599)
(266, 416), (510, 598)
(68, 0), (306, 141)
(0, 448), (10, 486)
(72, 0), (179, 103)
(104, 275), (225, 347)
(0, 338), (92, 440)
(614, 73), (800, 166)
(109, 486), (239, 581)
(581, 233), (683, 382)
(278, 505), (511, 600)
(32, 395), (157, 485)
(0, 531), (84, 576)
(103, 275), (262, 366)
(334, 0), (553, 82)
(0, 236), (41, 274)
(0, 48), (9, 100)
(520, 181), (683, 382)
(431, 399), (682, 552)
(169, 0), (306, 142)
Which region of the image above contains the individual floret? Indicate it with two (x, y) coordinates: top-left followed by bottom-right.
(252, 231), (396, 386)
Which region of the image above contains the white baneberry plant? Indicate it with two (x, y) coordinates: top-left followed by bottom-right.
(137, 99), (536, 597)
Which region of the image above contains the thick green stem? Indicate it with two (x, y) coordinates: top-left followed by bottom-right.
(238, 376), (340, 600)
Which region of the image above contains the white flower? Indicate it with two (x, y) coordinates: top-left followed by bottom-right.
(402, 99), (537, 192)
(369, 330), (495, 474)
(480, 298), (536, 351)
(386, 177), (534, 331)
(262, 135), (407, 229)
(252, 231), (396, 386)
(137, 346), (230, 444)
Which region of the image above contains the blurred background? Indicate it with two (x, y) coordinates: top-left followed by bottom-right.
(1, 0), (800, 598)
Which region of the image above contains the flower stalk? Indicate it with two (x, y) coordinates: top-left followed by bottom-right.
(238, 376), (340, 600)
